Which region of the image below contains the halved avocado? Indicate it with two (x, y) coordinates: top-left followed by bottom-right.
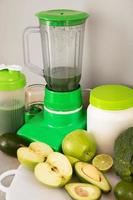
(65, 183), (101, 200)
(75, 162), (111, 193)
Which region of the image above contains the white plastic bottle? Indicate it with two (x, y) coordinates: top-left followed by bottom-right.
(87, 84), (133, 155)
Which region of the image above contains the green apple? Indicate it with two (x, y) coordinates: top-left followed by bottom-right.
(17, 142), (53, 170)
(34, 152), (73, 187)
(62, 129), (97, 162)
(66, 155), (79, 166)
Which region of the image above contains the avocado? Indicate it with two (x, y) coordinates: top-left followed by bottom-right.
(0, 133), (30, 157)
(75, 162), (112, 192)
(114, 180), (133, 200)
(65, 183), (101, 200)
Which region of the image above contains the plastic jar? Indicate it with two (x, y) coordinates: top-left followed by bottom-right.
(87, 84), (133, 155)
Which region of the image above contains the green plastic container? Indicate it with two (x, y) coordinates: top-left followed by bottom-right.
(0, 69), (26, 134)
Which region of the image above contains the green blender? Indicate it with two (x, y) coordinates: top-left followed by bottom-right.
(18, 9), (89, 151)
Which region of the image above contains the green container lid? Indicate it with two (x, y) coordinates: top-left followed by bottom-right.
(0, 70), (26, 91)
(90, 84), (133, 110)
(36, 9), (89, 26)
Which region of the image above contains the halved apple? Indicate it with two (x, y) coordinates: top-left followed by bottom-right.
(17, 142), (53, 170)
(34, 152), (73, 187)
(29, 142), (53, 160)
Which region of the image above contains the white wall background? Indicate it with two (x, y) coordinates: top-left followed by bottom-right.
(0, 0), (133, 89)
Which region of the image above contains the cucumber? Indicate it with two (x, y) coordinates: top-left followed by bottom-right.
(0, 133), (30, 157)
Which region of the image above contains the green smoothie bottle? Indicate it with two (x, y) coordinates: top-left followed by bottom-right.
(0, 66), (26, 135)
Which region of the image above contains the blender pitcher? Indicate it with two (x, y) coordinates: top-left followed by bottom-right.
(23, 9), (89, 91)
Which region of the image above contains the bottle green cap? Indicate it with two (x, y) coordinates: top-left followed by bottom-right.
(36, 9), (89, 26)
(90, 84), (133, 110)
(0, 70), (26, 91)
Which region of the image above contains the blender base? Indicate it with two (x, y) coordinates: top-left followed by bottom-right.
(17, 86), (86, 151)
(17, 109), (86, 151)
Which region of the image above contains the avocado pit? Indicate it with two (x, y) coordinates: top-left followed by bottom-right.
(75, 186), (89, 197)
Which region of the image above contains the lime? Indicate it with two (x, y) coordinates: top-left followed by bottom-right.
(114, 180), (133, 200)
(92, 154), (113, 172)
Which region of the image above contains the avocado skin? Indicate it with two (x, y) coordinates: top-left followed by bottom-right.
(74, 162), (112, 193)
(114, 127), (133, 182)
(0, 133), (30, 157)
(77, 175), (112, 193)
(67, 191), (102, 200)
(114, 180), (133, 200)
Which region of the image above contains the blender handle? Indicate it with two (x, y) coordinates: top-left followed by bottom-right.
(23, 26), (43, 76)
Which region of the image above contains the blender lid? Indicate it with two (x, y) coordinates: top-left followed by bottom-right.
(36, 9), (89, 26)
(0, 70), (26, 91)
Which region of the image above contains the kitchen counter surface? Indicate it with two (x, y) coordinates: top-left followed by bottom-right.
(0, 151), (19, 200)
